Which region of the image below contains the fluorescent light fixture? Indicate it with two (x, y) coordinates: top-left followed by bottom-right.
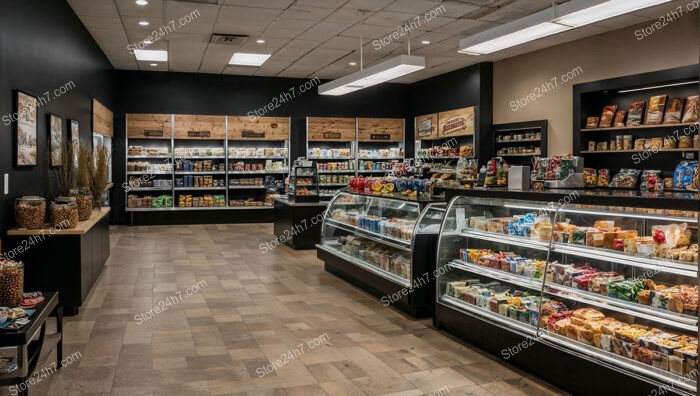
(138, 20), (150, 26)
(619, 81), (699, 93)
(319, 55), (425, 96)
(228, 52), (271, 66)
(348, 61), (357, 66)
(421, 40), (431, 44)
(460, 0), (673, 55)
(134, 49), (168, 61)
(135, 0), (148, 5)
(149, 63), (158, 67)
(554, 0), (673, 27)
(256, 39), (265, 44)
(460, 22), (569, 55)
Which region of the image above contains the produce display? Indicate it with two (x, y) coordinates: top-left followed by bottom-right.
(228, 147), (287, 158)
(174, 147), (224, 157)
(459, 248), (698, 314)
(468, 214), (697, 263)
(444, 278), (698, 376)
(331, 209), (416, 242)
(358, 148), (403, 158)
(307, 148), (351, 158)
(127, 194), (173, 208)
(336, 235), (410, 279)
(14, 196), (46, 229)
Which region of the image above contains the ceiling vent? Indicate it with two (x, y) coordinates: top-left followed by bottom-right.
(210, 34), (248, 46)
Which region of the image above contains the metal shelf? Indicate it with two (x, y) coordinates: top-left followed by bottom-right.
(357, 169), (392, 173)
(308, 157), (355, 160)
(174, 156), (225, 159)
(228, 185), (267, 189)
(317, 244), (411, 288)
(319, 183), (347, 187)
(357, 157), (404, 160)
(127, 187), (172, 192)
(126, 206), (272, 212)
(460, 229), (551, 251)
(449, 260), (542, 292)
(228, 170), (288, 174)
(228, 156), (287, 160)
(174, 187), (226, 191)
(439, 295), (537, 337)
(324, 218), (412, 251)
(126, 171), (172, 175)
(318, 170), (355, 174)
(174, 171), (225, 175)
(127, 155), (172, 159)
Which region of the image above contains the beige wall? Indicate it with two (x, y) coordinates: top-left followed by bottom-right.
(493, 10), (699, 155)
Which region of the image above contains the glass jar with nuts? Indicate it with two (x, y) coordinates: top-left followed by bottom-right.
(14, 196), (46, 229)
(72, 188), (93, 221)
(50, 197), (79, 229)
(0, 261), (23, 307)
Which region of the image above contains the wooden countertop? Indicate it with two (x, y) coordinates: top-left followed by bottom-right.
(8, 207), (111, 236)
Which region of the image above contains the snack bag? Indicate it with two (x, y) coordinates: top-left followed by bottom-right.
(673, 161), (698, 191)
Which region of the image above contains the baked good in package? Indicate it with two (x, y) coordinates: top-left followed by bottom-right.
(613, 111), (627, 127)
(627, 101), (645, 127)
(598, 105), (617, 128)
(663, 98), (684, 124)
(646, 95), (667, 125)
(609, 169), (640, 188)
(586, 117), (600, 129)
(682, 95), (699, 123)
(673, 160), (698, 191)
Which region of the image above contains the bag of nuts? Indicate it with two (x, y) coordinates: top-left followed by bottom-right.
(0, 261), (23, 307)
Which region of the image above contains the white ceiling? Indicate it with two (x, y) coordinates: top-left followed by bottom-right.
(67, 0), (684, 83)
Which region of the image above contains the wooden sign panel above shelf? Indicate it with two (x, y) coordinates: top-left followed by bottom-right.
(228, 116), (289, 140)
(357, 118), (403, 142)
(92, 99), (113, 137)
(173, 114), (226, 140)
(415, 113), (438, 140)
(438, 107), (475, 138)
(307, 117), (356, 142)
(126, 114), (172, 139)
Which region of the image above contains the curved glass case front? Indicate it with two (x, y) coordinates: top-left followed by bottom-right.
(320, 192), (423, 286)
(436, 196), (698, 395)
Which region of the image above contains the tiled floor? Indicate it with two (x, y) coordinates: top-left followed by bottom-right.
(25, 224), (567, 395)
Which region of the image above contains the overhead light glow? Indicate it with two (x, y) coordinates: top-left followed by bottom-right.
(135, 0), (149, 5)
(138, 20), (150, 26)
(618, 81), (700, 93)
(256, 39), (265, 44)
(228, 52), (271, 66)
(143, 38), (154, 44)
(348, 62), (357, 66)
(459, 0), (674, 55)
(421, 40), (430, 44)
(150, 63), (158, 67)
(134, 49), (168, 61)
(554, 0), (673, 27)
(319, 55), (425, 96)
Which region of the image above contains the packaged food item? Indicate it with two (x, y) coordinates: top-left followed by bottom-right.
(597, 169), (610, 187)
(599, 105), (617, 128)
(623, 135), (633, 150)
(586, 117), (600, 129)
(50, 197), (79, 228)
(533, 157), (549, 181)
(664, 177), (675, 190)
(597, 141), (609, 151)
(610, 169), (640, 188)
(673, 161), (698, 190)
(588, 141), (596, 151)
(694, 135), (699, 149)
(679, 136), (692, 149)
(682, 95), (699, 123)
(640, 170), (663, 192)
(614, 111), (627, 127)
(663, 137), (678, 149)
(627, 101), (645, 127)
(582, 168), (597, 187)
(615, 135), (624, 151)
(14, 196), (46, 229)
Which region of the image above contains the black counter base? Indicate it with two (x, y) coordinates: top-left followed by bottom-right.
(435, 303), (684, 396)
(128, 208), (274, 225)
(319, 247), (431, 318)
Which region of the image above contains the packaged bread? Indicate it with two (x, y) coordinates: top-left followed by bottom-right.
(586, 230), (605, 247)
(603, 232), (618, 249)
(594, 220), (615, 229)
(573, 308), (605, 321)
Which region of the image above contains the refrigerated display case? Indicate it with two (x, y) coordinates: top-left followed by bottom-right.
(317, 190), (445, 317)
(435, 193), (699, 395)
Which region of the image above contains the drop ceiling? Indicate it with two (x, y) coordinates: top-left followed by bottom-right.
(67, 0), (683, 83)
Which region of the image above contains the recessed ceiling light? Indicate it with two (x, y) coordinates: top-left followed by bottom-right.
(421, 40), (430, 44)
(143, 38), (153, 44)
(138, 20), (150, 26)
(228, 52), (271, 67)
(349, 62), (357, 66)
(256, 39), (265, 44)
(134, 49), (168, 61)
(135, 0), (148, 5)
(150, 63), (158, 67)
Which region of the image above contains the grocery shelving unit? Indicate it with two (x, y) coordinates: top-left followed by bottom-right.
(306, 117), (356, 199)
(317, 190), (446, 317)
(573, 65), (699, 178)
(356, 117), (405, 176)
(288, 166), (319, 203)
(125, 114), (291, 222)
(492, 120), (547, 165)
(434, 188), (700, 395)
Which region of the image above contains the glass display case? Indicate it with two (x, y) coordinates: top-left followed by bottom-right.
(317, 190), (445, 317)
(435, 194), (699, 395)
(288, 166), (319, 203)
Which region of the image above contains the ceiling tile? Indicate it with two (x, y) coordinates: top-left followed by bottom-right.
(169, 40), (209, 72)
(79, 16), (125, 31)
(363, 11), (419, 28)
(321, 36), (367, 50)
(298, 21), (355, 41)
(67, 0), (119, 17)
(223, 0), (294, 8)
(434, 18), (490, 35)
(114, 0), (164, 18)
(342, 0), (394, 12)
(199, 45), (233, 74)
(385, 0), (439, 14)
(340, 23), (395, 40)
(122, 16), (166, 32)
(294, 0), (346, 9)
(217, 6), (283, 25)
(222, 65), (257, 76)
(279, 4), (335, 21)
(293, 47), (350, 66)
(164, 3), (219, 35)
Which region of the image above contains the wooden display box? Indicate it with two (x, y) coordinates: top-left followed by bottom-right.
(357, 118), (403, 142)
(173, 114), (226, 140)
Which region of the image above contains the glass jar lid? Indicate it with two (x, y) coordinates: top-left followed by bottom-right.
(16, 196), (46, 205)
(54, 196), (77, 205)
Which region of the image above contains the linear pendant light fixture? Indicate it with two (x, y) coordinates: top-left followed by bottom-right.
(459, 0), (673, 55)
(319, 15), (425, 96)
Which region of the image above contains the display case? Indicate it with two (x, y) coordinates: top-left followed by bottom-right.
(493, 120), (547, 165)
(288, 166), (319, 203)
(317, 190), (445, 317)
(435, 192), (699, 395)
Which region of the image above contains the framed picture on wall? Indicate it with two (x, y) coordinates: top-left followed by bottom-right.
(70, 119), (79, 173)
(49, 114), (63, 166)
(15, 90), (38, 166)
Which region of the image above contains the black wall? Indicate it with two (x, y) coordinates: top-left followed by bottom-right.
(0, 0), (114, 232)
